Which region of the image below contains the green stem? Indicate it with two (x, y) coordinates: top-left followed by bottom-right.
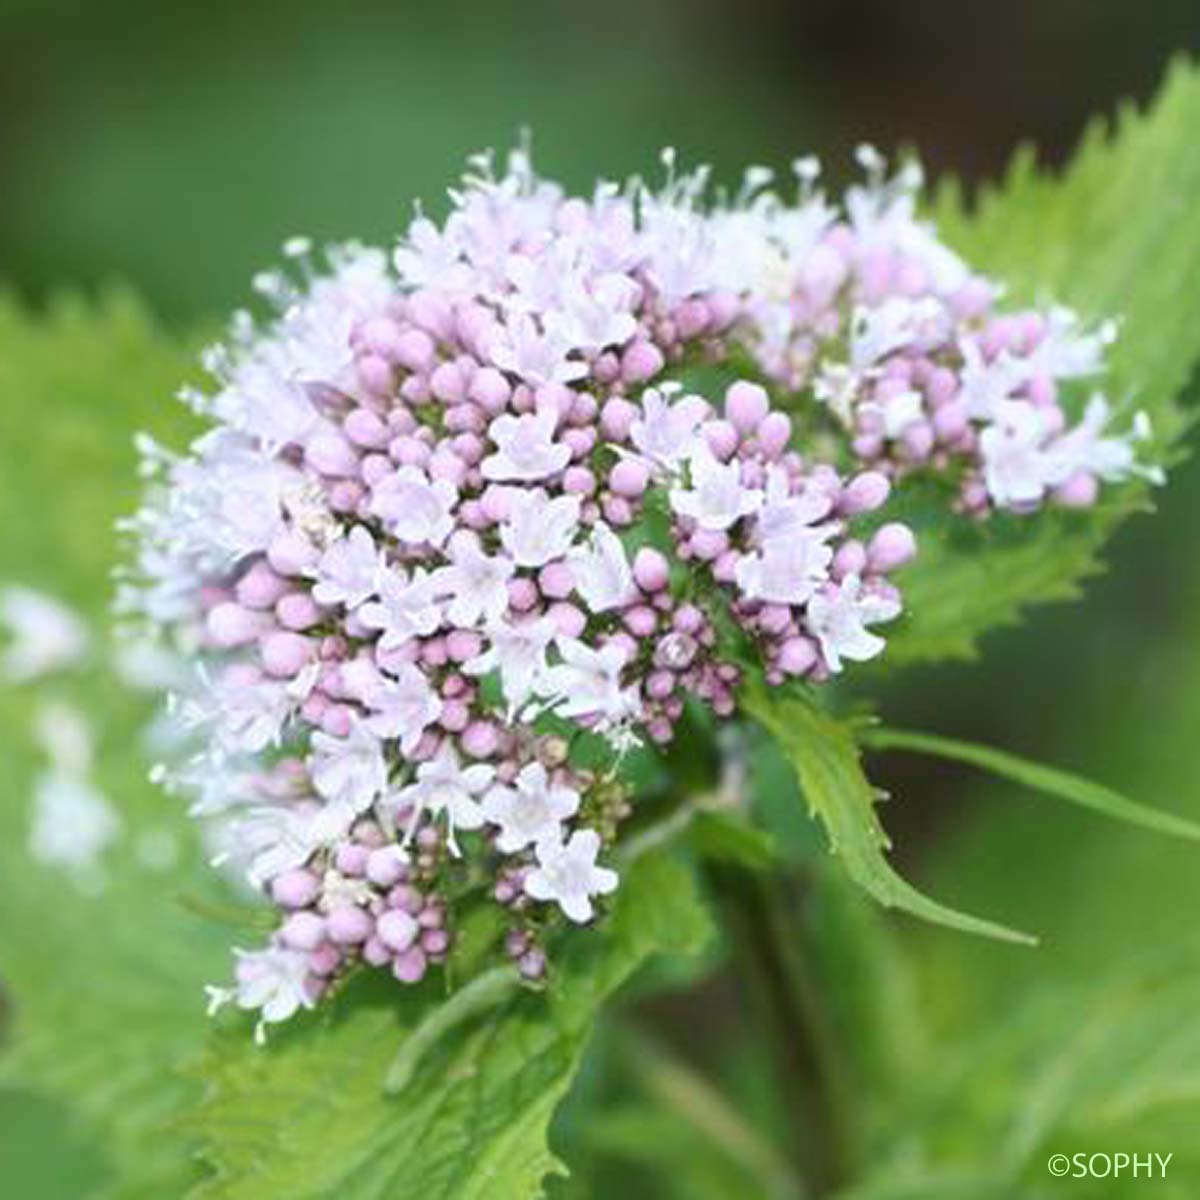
(384, 965), (520, 1095)
(621, 1027), (807, 1200)
(710, 863), (860, 1196)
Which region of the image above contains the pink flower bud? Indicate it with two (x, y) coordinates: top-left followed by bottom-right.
(366, 847), (407, 889)
(842, 471), (891, 515)
(867, 523), (917, 572)
(609, 458), (648, 497)
(306, 433), (359, 477)
(327, 906), (373, 945)
(261, 632), (314, 678)
(757, 411), (792, 459)
(235, 560), (289, 610)
(281, 911), (326, 952)
(633, 547), (670, 592)
(271, 869), (321, 909)
(206, 602), (264, 648)
(704, 419), (739, 460)
(724, 381), (770, 433)
(538, 561), (575, 599)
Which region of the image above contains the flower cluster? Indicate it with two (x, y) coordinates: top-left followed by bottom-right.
(123, 145), (1154, 1039)
(711, 148), (1161, 512)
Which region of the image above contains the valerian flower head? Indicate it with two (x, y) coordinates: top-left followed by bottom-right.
(122, 142), (1150, 1036)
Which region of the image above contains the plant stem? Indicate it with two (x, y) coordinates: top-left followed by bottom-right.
(710, 863), (860, 1196)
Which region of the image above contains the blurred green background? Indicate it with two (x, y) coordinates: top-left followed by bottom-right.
(3, 1), (1200, 1196)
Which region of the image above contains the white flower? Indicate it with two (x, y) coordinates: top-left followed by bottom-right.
(431, 531), (514, 627)
(499, 489), (581, 567)
(482, 761), (579, 853)
(568, 523), (633, 612)
(310, 525), (382, 609)
(524, 828), (618, 923)
(753, 467), (834, 546)
(869, 388), (925, 439)
(465, 615), (558, 713)
(812, 362), (861, 426)
(0, 586), (89, 682)
(394, 747), (494, 855)
(215, 360), (320, 450)
(184, 671), (296, 755)
(538, 637), (641, 730)
(1029, 307), (1116, 379)
(979, 401), (1056, 508)
(735, 534), (834, 606)
(370, 466), (457, 546)
(361, 662), (443, 754)
(485, 313), (587, 387)
(228, 802), (354, 886)
(670, 446), (763, 532)
(630, 385), (708, 472)
(394, 215), (472, 290)
(28, 771), (120, 875)
(552, 271), (639, 352)
(482, 400), (572, 482)
(806, 575), (901, 673)
(358, 567), (443, 651)
(310, 719), (389, 811)
(207, 945), (314, 1043)
(849, 298), (947, 371)
(957, 339), (1033, 422)
(1044, 394), (1164, 487)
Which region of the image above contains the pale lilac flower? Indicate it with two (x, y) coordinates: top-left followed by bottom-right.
(1045, 395), (1164, 486)
(358, 567), (443, 651)
(207, 946), (314, 1043)
(465, 615), (558, 712)
(538, 637), (641, 729)
(957, 340), (1032, 422)
(482, 762), (580, 853)
(524, 828), (618, 923)
(394, 747), (494, 854)
(499, 489), (581, 567)
(736, 535), (834, 607)
(362, 662), (443, 753)
(670, 446), (763, 531)
(310, 525), (382, 609)
(630, 385), (708, 472)
(482, 400), (572, 481)
(431, 532), (514, 627)
(568, 523), (633, 612)
(979, 401), (1056, 508)
(232, 802), (353, 886)
(806, 575), (901, 672)
(753, 467), (834, 546)
(370, 466), (458, 546)
(310, 719), (389, 811)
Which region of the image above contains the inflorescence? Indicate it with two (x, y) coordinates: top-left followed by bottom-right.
(121, 145), (1157, 1040)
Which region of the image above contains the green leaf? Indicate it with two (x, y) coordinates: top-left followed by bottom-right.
(0, 290), (232, 1198)
(740, 678), (1033, 945)
(889, 57), (1200, 666)
(861, 725), (1200, 842)
(185, 849), (713, 1200)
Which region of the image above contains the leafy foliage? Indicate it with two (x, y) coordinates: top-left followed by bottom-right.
(741, 678), (1032, 944)
(185, 850), (712, 1200)
(888, 57), (1200, 665)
